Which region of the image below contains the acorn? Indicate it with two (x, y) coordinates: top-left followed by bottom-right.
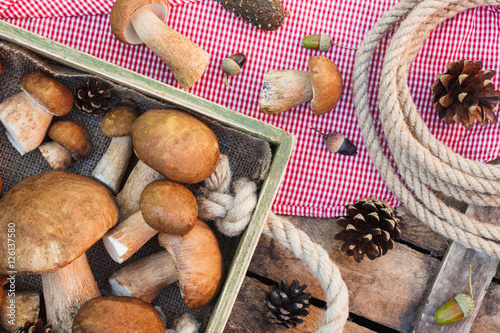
(311, 127), (357, 155)
(301, 34), (333, 52)
(222, 53), (246, 88)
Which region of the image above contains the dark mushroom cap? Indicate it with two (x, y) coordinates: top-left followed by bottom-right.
(110, 0), (169, 45)
(140, 180), (197, 235)
(72, 296), (165, 333)
(48, 120), (92, 160)
(308, 56), (343, 115)
(100, 101), (140, 137)
(0, 172), (119, 275)
(20, 71), (74, 117)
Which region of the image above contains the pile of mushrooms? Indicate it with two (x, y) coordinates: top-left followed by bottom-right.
(110, 0), (210, 90)
(0, 71), (74, 155)
(0, 171), (119, 333)
(260, 55), (343, 115)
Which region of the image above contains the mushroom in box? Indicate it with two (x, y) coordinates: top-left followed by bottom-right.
(0, 171), (119, 333)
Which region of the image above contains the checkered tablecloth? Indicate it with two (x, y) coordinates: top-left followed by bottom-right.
(1, 0), (499, 218)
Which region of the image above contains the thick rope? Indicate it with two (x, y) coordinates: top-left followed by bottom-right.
(353, 0), (500, 258)
(197, 156), (349, 332)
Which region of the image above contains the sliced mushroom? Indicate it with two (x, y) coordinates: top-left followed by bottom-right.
(0, 71), (74, 155)
(110, 0), (209, 90)
(260, 55), (343, 115)
(38, 120), (92, 171)
(92, 101), (140, 193)
(0, 172), (119, 333)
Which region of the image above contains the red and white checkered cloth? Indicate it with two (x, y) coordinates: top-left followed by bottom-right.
(1, 1), (499, 218)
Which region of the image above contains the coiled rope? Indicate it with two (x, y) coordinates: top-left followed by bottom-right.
(353, 0), (500, 258)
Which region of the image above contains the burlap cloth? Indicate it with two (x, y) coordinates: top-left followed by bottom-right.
(0, 41), (272, 330)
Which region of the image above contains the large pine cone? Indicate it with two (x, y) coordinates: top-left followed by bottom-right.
(74, 79), (112, 116)
(265, 279), (311, 328)
(432, 59), (500, 129)
(13, 320), (52, 333)
(334, 198), (401, 263)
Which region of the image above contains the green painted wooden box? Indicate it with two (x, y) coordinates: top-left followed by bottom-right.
(0, 20), (294, 332)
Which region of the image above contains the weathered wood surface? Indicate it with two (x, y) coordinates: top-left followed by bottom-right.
(225, 276), (375, 333)
(228, 213), (500, 332)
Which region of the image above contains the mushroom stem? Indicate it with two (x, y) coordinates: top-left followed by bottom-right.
(116, 160), (164, 219)
(260, 70), (313, 114)
(42, 253), (100, 333)
(0, 91), (53, 155)
(0, 290), (40, 332)
(92, 136), (133, 194)
(130, 6), (210, 90)
(102, 211), (158, 263)
(109, 251), (177, 302)
(38, 141), (72, 171)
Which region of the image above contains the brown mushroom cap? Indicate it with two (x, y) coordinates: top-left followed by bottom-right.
(159, 218), (223, 309)
(72, 296), (165, 333)
(0, 171), (119, 275)
(48, 120), (92, 160)
(110, 0), (169, 45)
(100, 101), (140, 137)
(20, 71), (74, 117)
(131, 109), (220, 184)
(140, 180), (197, 235)
(309, 56), (343, 115)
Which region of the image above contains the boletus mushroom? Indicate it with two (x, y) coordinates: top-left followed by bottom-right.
(72, 296), (164, 333)
(110, 0), (210, 90)
(260, 55), (343, 115)
(110, 218), (223, 309)
(38, 120), (92, 171)
(92, 100), (140, 193)
(0, 290), (40, 332)
(0, 171), (119, 333)
(0, 71), (74, 154)
(104, 179), (198, 263)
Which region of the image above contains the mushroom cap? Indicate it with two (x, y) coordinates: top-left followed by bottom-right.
(308, 56), (343, 115)
(48, 120), (92, 160)
(100, 101), (140, 137)
(131, 109), (220, 184)
(159, 218), (223, 309)
(140, 180), (197, 235)
(0, 171), (119, 275)
(20, 71), (74, 117)
(110, 0), (169, 45)
(72, 296), (165, 333)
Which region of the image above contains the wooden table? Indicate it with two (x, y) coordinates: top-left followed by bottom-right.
(225, 207), (500, 332)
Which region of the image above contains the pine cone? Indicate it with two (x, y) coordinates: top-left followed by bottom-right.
(265, 279), (311, 328)
(334, 198), (401, 263)
(13, 320), (52, 333)
(74, 79), (112, 116)
(432, 59), (500, 129)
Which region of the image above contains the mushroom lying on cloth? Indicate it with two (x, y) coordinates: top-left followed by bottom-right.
(260, 55), (343, 115)
(110, 0), (210, 90)
(0, 71), (74, 154)
(72, 296), (164, 333)
(0, 171), (119, 333)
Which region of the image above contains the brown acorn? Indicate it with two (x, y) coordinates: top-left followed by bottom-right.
(222, 53), (246, 88)
(311, 127), (357, 155)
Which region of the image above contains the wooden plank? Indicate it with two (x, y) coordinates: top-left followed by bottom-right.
(225, 276), (375, 333)
(471, 282), (500, 333)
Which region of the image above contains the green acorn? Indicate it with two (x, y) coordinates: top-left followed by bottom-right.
(435, 294), (475, 324)
(301, 34), (332, 52)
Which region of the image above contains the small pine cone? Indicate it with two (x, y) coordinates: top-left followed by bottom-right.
(265, 279), (311, 328)
(432, 59), (500, 129)
(13, 319), (52, 333)
(75, 79), (112, 116)
(334, 198), (401, 263)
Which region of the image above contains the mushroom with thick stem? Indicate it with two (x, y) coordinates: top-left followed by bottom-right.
(110, 0), (210, 90)
(110, 218), (223, 309)
(103, 179), (198, 264)
(260, 55), (343, 115)
(38, 120), (92, 171)
(0, 290), (40, 332)
(0, 171), (119, 333)
(92, 100), (140, 193)
(72, 296), (165, 332)
(0, 71), (74, 155)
